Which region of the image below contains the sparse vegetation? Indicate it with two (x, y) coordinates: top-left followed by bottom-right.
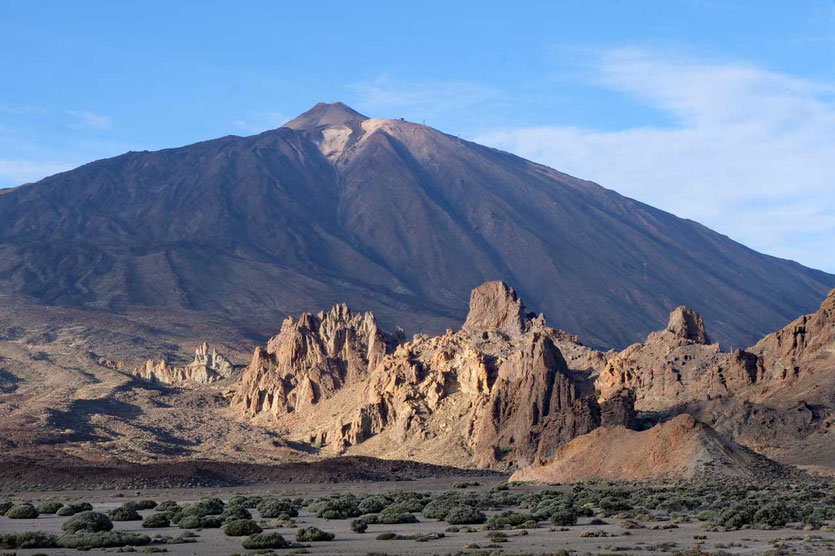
(296, 526), (335, 542)
(56, 531), (151, 549)
(221, 518), (263, 536)
(35, 501), (63, 514)
(5, 503), (39, 519)
(110, 504), (142, 521)
(63, 511), (114, 533)
(445, 505), (486, 525)
(241, 532), (289, 549)
(0, 531), (57, 549)
(142, 513), (170, 528)
(256, 498), (298, 518)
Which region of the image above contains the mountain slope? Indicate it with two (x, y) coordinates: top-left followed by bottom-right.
(0, 101), (832, 348)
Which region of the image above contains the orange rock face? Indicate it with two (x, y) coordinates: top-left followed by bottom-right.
(230, 281), (632, 469)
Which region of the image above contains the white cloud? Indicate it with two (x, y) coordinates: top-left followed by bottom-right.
(475, 48), (835, 272)
(0, 159), (73, 187)
(349, 75), (501, 122)
(67, 109), (113, 130)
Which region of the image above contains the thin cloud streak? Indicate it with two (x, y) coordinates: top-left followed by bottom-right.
(476, 48), (835, 273)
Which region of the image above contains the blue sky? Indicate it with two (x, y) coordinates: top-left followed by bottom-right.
(2, 1), (834, 271)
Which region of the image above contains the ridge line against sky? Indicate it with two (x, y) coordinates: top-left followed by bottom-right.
(1, 1), (833, 272)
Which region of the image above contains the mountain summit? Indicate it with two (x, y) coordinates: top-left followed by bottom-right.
(0, 102), (832, 348)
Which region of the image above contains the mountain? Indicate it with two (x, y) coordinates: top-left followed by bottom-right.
(0, 101), (832, 349)
(509, 414), (791, 482)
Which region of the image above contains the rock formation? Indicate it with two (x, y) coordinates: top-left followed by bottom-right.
(231, 281), (635, 469)
(231, 304), (394, 416)
(510, 414), (790, 482)
(132, 343), (235, 385)
(595, 307), (763, 411)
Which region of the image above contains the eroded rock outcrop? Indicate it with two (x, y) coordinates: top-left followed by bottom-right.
(231, 281), (631, 469)
(132, 343), (235, 385)
(595, 307), (763, 411)
(231, 304), (393, 416)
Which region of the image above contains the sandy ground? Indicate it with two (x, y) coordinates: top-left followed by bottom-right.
(2, 479), (835, 555)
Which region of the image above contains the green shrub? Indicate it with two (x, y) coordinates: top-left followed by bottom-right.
(222, 519), (262, 536)
(191, 497), (225, 516)
(242, 495), (263, 508)
(376, 532), (396, 540)
(200, 515), (224, 528)
(0, 501), (12, 514)
(155, 501), (179, 512)
(228, 495), (247, 506)
(551, 509), (578, 526)
(358, 495), (389, 514)
(297, 526), (335, 542)
(63, 511), (113, 533)
(178, 515), (202, 529)
(754, 503), (796, 528)
(135, 499), (158, 510)
(242, 532), (289, 549)
(67, 502), (94, 513)
(141, 513), (170, 528)
(35, 501), (63, 514)
(713, 502), (757, 530)
(696, 510), (714, 521)
(256, 498), (298, 518)
(0, 531), (57, 549)
(422, 499), (452, 520)
(445, 505), (485, 525)
(57, 506), (76, 516)
(599, 496), (632, 512)
(309, 495), (360, 519)
(379, 506), (419, 524)
(56, 531), (150, 549)
(110, 505), (142, 521)
(487, 510), (536, 529)
(221, 505), (252, 523)
(351, 519), (368, 533)
(5, 503), (39, 519)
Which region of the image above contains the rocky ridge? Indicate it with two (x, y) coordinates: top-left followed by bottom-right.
(231, 281), (633, 469)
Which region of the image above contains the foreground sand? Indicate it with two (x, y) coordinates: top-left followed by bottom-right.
(2, 477), (835, 555)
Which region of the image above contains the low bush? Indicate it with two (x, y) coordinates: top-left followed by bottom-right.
(422, 499), (452, 520)
(242, 495), (263, 508)
(177, 515), (202, 529)
(110, 505), (142, 521)
(242, 532), (289, 549)
(309, 495), (360, 519)
(445, 505), (486, 525)
(379, 506), (419, 524)
(35, 501), (63, 514)
(63, 511), (113, 533)
(200, 515), (224, 528)
(0, 501), (12, 514)
(141, 513), (170, 528)
(0, 531), (57, 549)
(487, 510), (536, 529)
(191, 497), (225, 516)
(222, 518), (262, 536)
(5, 503), (39, 519)
(358, 495), (389, 515)
(56, 531), (151, 549)
(351, 518), (369, 533)
(297, 526), (335, 542)
(67, 502), (94, 513)
(155, 501), (179, 512)
(376, 532), (396, 540)
(256, 498), (298, 518)
(57, 506), (76, 516)
(551, 509), (578, 526)
(220, 504), (252, 523)
(135, 499), (158, 510)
